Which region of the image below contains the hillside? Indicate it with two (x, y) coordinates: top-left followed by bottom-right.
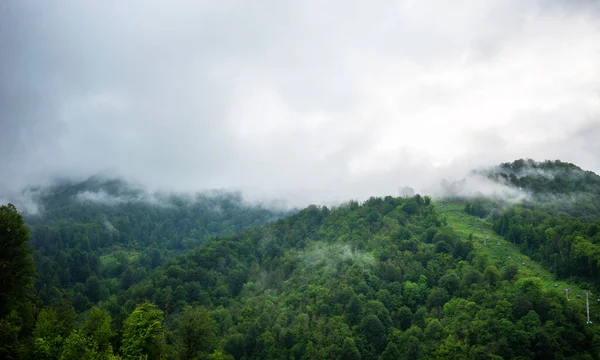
(466, 160), (600, 285)
(15, 177), (292, 309)
(482, 159), (600, 196)
(2, 161), (600, 359)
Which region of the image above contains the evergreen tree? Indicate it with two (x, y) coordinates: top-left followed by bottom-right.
(0, 204), (35, 316)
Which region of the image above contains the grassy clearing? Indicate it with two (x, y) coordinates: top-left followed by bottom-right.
(437, 201), (597, 322)
(99, 250), (141, 267)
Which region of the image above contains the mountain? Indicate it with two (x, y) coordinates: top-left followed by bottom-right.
(483, 159), (600, 196)
(2, 161), (600, 359)
(16, 177), (293, 308)
(465, 160), (600, 284)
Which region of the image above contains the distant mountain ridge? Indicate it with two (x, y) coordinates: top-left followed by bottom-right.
(479, 159), (600, 195)
(18, 176), (293, 310)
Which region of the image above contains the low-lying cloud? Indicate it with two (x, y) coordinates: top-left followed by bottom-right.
(429, 174), (530, 202)
(1, 0), (599, 207)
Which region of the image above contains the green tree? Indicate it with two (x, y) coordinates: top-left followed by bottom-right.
(438, 272), (460, 295)
(403, 336), (420, 360)
(360, 314), (386, 354)
(0, 204), (35, 316)
(0, 310), (23, 359)
(345, 295), (363, 326)
(82, 307), (113, 354)
(432, 335), (467, 359)
(60, 330), (99, 360)
(402, 281), (423, 310)
(32, 308), (65, 360)
(175, 305), (216, 360)
(121, 302), (164, 360)
(207, 350), (234, 360)
(483, 265), (500, 286)
(380, 342), (401, 360)
(424, 319), (444, 341)
(339, 338), (361, 360)
(426, 287), (448, 311)
(394, 306), (412, 331)
(85, 275), (101, 303)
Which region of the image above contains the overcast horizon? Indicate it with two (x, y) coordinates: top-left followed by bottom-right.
(2, 0), (600, 206)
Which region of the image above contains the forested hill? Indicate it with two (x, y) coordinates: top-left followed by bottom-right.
(16, 177), (293, 307)
(464, 160), (600, 285)
(480, 159), (600, 196)
(3, 163), (600, 359)
(3, 190), (600, 359)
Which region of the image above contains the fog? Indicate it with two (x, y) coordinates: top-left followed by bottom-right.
(1, 0), (600, 207)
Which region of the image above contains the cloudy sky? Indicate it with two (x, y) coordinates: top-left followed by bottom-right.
(1, 0), (599, 204)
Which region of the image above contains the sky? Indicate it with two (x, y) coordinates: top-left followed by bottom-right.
(1, 0), (600, 205)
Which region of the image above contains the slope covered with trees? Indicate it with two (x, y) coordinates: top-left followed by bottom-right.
(3, 189), (599, 359)
(466, 160), (600, 286)
(16, 177), (292, 312)
(3, 161), (600, 359)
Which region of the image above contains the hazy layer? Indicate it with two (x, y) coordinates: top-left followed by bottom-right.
(1, 0), (599, 206)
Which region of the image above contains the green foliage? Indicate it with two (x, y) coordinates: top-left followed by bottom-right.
(360, 314), (386, 353)
(339, 338), (361, 360)
(6, 166), (600, 358)
(32, 308), (65, 359)
(23, 178), (290, 310)
(207, 350), (234, 360)
(0, 204), (35, 317)
(380, 342), (401, 360)
(120, 302), (164, 360)
(82, 307), (114, 354)
(0, 310), (23, 359)
(60, 330), (99, 360)
(175, 305), (216, 360)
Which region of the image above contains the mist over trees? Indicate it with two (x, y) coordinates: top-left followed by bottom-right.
(2, 160), (600, 358)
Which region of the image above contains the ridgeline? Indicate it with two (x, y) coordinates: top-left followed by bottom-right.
(1, 160), (600, 359)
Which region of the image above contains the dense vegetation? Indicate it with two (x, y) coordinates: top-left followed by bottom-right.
(467, 160), (600, 285)
(21, 177), (290, 309)
(2, 161), (600, 359)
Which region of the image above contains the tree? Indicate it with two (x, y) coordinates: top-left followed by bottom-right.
(427, 288), (448, 311)
(207, 350), (235, 360)
(175, 305), (216, 360)
(403, 336), (420, 360)
(85, 275), (101, 303)
(439, 272), (460, 295)
(402, 281), (423, 310)
(82, 307), (113, 354)
(0, 310), (23, 359)
(424, 319), (444, 341)
(0, 204), (35, 316)
(345, 295), (362, 325)
(502, 264), (519, 281)
(380, 342), (401, 360)
(121, 302), (164, 360)
(394, 306), (413, 331)
(360, 314), (386, 354)
(483, 265), (500, 286)
(60, 330), (99, 360)
(32, 308), (65, 360)
(339, 338), (361, 360)
(432, 335), (467, 359)
(224, 333), (245, 360)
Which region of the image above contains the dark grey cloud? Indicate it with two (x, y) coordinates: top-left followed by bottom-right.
(1, 0), (600, 206)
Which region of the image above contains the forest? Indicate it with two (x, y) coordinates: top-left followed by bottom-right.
(2, 160), (600, 359)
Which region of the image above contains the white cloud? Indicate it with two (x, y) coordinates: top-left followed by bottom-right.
(1, 0), (599, 206)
